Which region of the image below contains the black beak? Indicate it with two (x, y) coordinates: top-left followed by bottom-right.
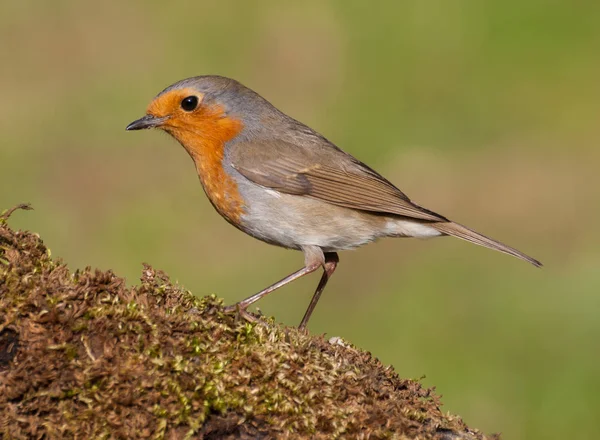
(126, 114), (168, 131)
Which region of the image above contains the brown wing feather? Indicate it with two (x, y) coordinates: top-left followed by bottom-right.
(229, 140), (447, 222)
(229, 138), (542, 267)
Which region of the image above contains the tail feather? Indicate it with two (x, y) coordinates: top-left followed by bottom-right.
(432, 222), (542, 268)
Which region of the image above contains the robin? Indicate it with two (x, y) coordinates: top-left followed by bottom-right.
(126, 75), (541, 329)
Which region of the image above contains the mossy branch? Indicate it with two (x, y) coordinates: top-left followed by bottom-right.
(0, 205), (498, 439)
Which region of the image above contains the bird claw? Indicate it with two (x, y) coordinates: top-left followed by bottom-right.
(223, 304), (261, 324)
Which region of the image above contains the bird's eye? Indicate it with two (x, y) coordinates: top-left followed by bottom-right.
(181, 96), (199, 112)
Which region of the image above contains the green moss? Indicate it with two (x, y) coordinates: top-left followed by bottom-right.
(0, 205), (497, 439)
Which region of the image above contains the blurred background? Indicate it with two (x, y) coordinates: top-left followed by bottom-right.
(1, 1), (599, 438)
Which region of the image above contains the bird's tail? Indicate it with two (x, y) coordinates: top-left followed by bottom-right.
(431, 221), (542, 268)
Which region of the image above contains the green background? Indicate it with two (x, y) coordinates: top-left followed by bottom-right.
(2, 1), (599, 438)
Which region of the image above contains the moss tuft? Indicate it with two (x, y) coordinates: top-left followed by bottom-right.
(0, 205), (498, 439)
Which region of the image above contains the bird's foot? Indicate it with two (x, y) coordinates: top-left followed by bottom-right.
(223, 303), (261, 324)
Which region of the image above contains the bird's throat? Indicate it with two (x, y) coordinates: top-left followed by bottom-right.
(164, 113), (246, 224)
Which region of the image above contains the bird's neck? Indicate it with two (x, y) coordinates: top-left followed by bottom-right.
(166, 117), (246, 223)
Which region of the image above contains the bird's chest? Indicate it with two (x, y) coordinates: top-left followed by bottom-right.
(166, 115), (246, 225)
(193, 148), (246, 225)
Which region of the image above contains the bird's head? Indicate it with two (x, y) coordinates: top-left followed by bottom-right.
(126, 75), (275, 153)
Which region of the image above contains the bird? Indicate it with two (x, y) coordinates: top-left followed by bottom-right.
(126, 75), (542, 329)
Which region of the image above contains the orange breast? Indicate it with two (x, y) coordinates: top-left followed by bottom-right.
(152, 99), (246, 224)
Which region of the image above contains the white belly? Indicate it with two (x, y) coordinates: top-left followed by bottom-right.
(237, 183), (440, 252)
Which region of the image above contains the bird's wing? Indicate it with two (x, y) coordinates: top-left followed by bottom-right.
(228, 138), (447, 222)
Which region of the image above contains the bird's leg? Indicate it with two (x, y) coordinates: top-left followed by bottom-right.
(299, 252), (339, 330)
(223, 263), (321, 314)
